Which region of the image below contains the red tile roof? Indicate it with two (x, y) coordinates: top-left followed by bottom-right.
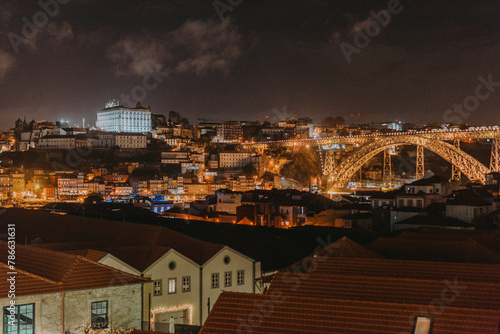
(269, 271), (500, 310)
(310, 257), (500, 283)
(283, 236), (382, 273)
(0, 241), (148, 297)
(98, 245), (172, 272)
(0, 208), (224, 270)
(201, 234), (500, 333)
(65, 249), (108, 262)
(200, 292), (500, 334)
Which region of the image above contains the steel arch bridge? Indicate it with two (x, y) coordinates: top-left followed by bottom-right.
(241, 127), (500, 189)
(327, 134), (489, 188)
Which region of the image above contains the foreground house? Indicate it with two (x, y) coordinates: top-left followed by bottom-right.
(0, 208), (261, 331)
(72, 243), (260, 331)
(0, 241), (148, 334)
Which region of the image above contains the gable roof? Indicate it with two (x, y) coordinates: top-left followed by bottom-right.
(0, 208), (224, 269)
(65, 249), (108, 262)
(269, 271), (500, 310)
(408, 174), (448, 186)
(394, 215), (473, 227)
(0, 241), (148, 297)
(283, 237), (382, 273)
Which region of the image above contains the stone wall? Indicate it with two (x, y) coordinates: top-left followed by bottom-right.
(0, 283), (143, 334)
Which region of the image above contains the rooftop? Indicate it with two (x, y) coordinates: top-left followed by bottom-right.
(0, 208), (224, 270)
(0, 241), (148, 297)
(200, 292), (500, 334)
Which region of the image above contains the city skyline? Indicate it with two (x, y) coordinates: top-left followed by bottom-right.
(0, 0), (499, 131)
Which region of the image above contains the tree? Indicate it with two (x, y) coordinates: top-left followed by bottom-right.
(168, 111), (180, 124)
(242, 163), (256, 175)
(280, 147), (321, 185)
(180, 117), (190, 125)
(298, 117), (313, 124)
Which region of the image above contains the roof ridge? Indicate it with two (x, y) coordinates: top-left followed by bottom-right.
(78, 255), (148, 281)
(256, 291), (500, 314)
(321, 255), (500, 268)
(58, 256), (81, 284)
(276, 271), (500, 286)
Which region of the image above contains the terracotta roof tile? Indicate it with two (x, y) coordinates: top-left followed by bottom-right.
(0, 241), (148, 297)
(310, 257), (500, 284)
(200, 292), (500, 334)
(0, 208), (224, 270)
(283, 237), (382, 273)
(269, 271), (500, 310)
(65, 249), (108, 262)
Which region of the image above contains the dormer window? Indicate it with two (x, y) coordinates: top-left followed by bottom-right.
(412, 316), (434, 334)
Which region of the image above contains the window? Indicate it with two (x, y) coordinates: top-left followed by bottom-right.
(412, 316), (434, 334)
(153, 280), (162, 296)
(3, 303), (34, 334)
(225, 271), (232, 287)
(237, 270), (245, 285)
(211, 273), (219, 288)
(168, 278), (176, 294)
(91, 301), (108, 329)
(168, 261), (177, 271)
(182, 276), (191, 292)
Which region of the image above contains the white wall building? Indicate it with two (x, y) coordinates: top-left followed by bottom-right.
(37, 135), (76, 149)
(215, 190), (243, 214)
(96, 101), (152, 133)
(115, 133), (147, 149)
(219, 151), (259, 169)
(91, 243), (260, 330)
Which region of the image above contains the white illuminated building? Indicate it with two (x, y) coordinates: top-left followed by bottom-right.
(96, 100), (152, 133)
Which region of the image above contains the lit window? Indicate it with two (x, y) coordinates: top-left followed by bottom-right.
(3, 303), (34, 334)
(153, 280), (162, 296)
(412, 316), (434, 334)
(211, 273), (219, 288)
(91, 301), (108, 329)
(168, 278), (176, 294)
(182, 276), (191, 292)
(237, 270), (245, 285)
(225, 271), (232, 287)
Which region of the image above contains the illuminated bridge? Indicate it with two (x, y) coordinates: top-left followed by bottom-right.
(242, 126), (500, 189)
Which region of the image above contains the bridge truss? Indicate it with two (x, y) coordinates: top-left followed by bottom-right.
(242, 127), (500, 189)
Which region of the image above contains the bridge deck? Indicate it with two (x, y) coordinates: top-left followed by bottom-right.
(242, 127), (500, 149)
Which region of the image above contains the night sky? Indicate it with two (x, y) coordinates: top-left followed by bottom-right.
(0, 0), (499, 130)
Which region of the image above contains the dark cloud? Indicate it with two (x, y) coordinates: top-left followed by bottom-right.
(106, 19), (243, 77)
(0, 0), (499, 130)
(0, 49), (15, 80)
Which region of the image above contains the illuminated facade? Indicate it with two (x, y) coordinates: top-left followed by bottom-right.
(96, 101), (152, 133)
(97, 246), (261, 328)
